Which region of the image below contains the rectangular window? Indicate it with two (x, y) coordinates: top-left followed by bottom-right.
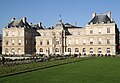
(83, 39), (86, 45)
(12, 31), (15, 36)
(18, 39), (21, 45)
(78, 32), (80, 35)
(98, 38), (102, 44)
(56, 39), (59, 45)
(6, 31), (8, 36)
(90, 29), (93, 34)
(107, 28), (110, 33)
(47, 40), (49, 45)
(40, 41), (42, 45)
(6, 40), (8, 45)
(98, 28), (102, 34)
(75, 39), (78, 44)
(107, 48), (110, 53)
(56, 41), (59, 45)
(90, 38), (93, 45)
(107, 38), (110, 44)
(12, 40), (15, 45)
(18, 31), (21, 36)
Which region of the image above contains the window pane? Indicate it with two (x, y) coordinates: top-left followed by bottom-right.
(90, 29), (93, 34)
(18, 39), (21, 45)
(55, 48), (59, 52)
(5, 48), (8, 53)
(12, 31), (15, 36)
(40, 48), (43, 52)
(83, 39), (86, 45)
(98, 38), (102, 44)
(40, 41), (42, 45)
(107, 48), (110, 53)
(12, 40), (15, 45)
(107, 38), (110, 44)
(75, 48), (79, 52)
(90, 38), (93, 45)
(6, 40), (8, 45)
(18, 48), (21, 53)
(107, 28), (110, 33)
(6, 31), (8, 36)
(68, 48), (71, 52)
(98, 28), (101, 34)
(98, 48), (102, 53)
(47, 40), (49, 45)
(90, 48), (93, 53)
(18, 31), (20, 36)
(11, 48), (15, 54)
(75, 39), (78, 44)
(83, 48), (86, 52)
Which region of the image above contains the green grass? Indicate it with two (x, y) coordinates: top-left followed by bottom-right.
(1, 57), (120, 83)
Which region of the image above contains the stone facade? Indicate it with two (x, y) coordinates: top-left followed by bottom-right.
(2, 12), (119, 56)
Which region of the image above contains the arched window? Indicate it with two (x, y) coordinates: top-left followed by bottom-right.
(5, 48), (8, 53)
(82, 48), (86, 55)
(40, 48), (43, 52)
(18, 48), (21, 53)
(82, 48), (86, 52)
(55, 48), (59, 52)
(107, 48), (110, 53)
(40, 41), (42, 45)
(90, 48), (93, 53)
(98, 48), (102, 53)
(75, 48), (79, 52)
(11, 48), (15, 54)
(68, 48), (71, 52)
(47, 40), (49, 45)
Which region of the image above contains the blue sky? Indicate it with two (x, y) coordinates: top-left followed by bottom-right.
(0, 0), (120, 33)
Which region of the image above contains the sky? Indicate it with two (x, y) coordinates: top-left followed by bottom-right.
(0, 0), (120, 34)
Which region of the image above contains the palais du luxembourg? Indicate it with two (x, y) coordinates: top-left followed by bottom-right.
(2, 11), (119, 56)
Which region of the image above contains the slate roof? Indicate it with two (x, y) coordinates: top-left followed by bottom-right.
(64, 23), (74, 27)
(89, 14), (113, 24)
(31, 24), (44, 30)
(8, 19), (31, 28)
(64, 23), (83, 29)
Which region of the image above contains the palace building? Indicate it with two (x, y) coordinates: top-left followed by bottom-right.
(2, 11), (119, 56)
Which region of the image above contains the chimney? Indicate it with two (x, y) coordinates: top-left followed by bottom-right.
(38, 22), (42, 27)
(107, 11), (111, 19)
(92, 12), (96, 18)
(11, 18), (15, 22)
(74, 21), (77, 27)
(22, 17), (27, 23)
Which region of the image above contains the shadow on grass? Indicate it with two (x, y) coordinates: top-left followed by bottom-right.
(0, 57), (95, 78)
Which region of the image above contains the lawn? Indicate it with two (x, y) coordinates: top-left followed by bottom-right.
(0, 57), (120, 83)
